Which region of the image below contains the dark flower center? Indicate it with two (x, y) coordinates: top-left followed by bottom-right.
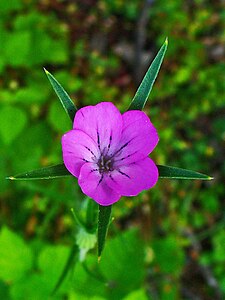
(97, 154), (114, 173)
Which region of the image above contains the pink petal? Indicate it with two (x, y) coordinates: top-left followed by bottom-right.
(73, 102), (122, 156)
(106, 157), (158, 196)
(78, 162), (121, 206)
(114, 110), (159, 167)
(62, 130), (99, 177)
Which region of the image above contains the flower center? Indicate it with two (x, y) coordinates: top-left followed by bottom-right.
(97, 154), (114, 173)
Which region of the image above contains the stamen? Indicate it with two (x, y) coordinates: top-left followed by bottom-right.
(97, 153), (114, 174)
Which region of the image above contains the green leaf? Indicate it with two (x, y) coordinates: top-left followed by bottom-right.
(0, 106), (27, 145)
(97, 205), (112, 260)
(158, 165), (213, 180)
(51, 244), (78, 296)
(0, 227), (33, 282)
(38, 245), (71, 293)
(123, 289), (148, 300)
(0, 0), (22, 13)
(10, 123), (51, 173)
(128, 38), (168, 110)
(4, 32), (31, 67)
(6, 163), (71, 180)
(71, 256), (106, 297)
(99, 229), (145, 298)
(44, 68), (77, 121)
(0, 281), (10, 299)
(48, 101), (71, 133)
(10, 274), (49, 300)
(152, 236), (185, 275)
(71, 208), (87, 230)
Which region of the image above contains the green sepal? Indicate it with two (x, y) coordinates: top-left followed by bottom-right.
(44, 68), (77, 122)
(158, 165), (213, 180)
(6, 163), (70, 180)
(71, 208), (87, 230)
(97, 205), (112, 261)
(128, 38), (168, 111)
(6, 163), (212, 181)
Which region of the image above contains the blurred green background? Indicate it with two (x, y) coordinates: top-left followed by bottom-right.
(0, 0), (224, 299)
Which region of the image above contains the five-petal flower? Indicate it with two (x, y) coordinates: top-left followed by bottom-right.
(62, 102), (159, 206)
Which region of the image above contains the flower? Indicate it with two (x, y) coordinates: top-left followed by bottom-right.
(62, 102), (159, 206)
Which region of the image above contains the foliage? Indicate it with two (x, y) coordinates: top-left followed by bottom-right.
(0, 0), (224, 299)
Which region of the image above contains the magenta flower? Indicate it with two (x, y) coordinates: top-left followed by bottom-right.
(62, 102), (159, 206)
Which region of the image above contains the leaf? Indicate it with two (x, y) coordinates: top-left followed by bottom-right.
(51, 244), (78, 296)
(71, 208), (87, 230)
(99, 229), (145, 298)
(123, 289), (148, 300)
(152, 236), (185, 275)
(157, 165), (213, 180)
(44, 68), (77, 122)
(10, 274), (49, 300)
(5, 31), (30, 67)
(71, 256), (106, 297)
(6, 163), (71, 180)
(128, 38), (168, 110)
(0, 227), (33, 282)
(38, 245), (71, 293)
(0, 0), (22, 13)
(0, 281), (9, 300)
(48, 101), (71, 133)
(97, 205), (112, 260)
(0, 106), (27, 145)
